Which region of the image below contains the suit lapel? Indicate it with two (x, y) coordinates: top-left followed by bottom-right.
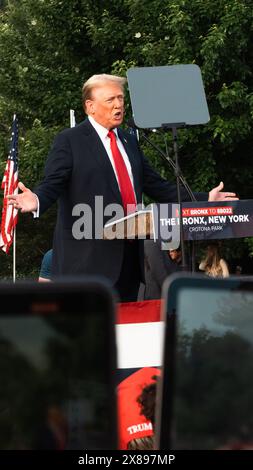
(81, 120), (122, 204)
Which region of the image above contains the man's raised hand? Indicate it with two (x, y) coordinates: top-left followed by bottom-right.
(208, 181), (238, 202)
(7, 182), (38, 213)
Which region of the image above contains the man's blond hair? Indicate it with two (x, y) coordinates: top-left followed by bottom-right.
(82, 74), (126, 112)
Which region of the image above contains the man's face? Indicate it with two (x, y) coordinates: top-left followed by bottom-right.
(85, 82), (124, 129)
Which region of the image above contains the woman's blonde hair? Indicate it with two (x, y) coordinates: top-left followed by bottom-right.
(202, 244), (222, 276)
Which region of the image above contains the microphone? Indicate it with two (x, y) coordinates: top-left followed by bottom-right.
(127, 117), (140, 141)
(127, 117), (139, 130)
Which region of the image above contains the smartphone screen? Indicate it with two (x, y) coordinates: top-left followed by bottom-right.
(0, 281), (117, 450)
(157, 275), (253, 450)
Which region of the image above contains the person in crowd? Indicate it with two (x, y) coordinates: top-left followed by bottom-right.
(38, 249), (53, 282)
(199, 243), (229, 277)
(137, 373), (160, 429)
(7, 74), (237, 301)
(144, 241), (182, 299)
(117, 367), (160, 450)
(168, 247), (182, 265)
(235, 265), (242, 275)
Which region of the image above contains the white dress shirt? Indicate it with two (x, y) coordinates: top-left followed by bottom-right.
(88, 115), (136, 192)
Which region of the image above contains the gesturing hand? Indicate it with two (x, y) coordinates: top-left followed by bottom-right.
(7, 181), (38, 213)
(208, 181), (238, 202)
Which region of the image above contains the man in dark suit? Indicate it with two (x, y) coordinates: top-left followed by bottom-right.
(144, 242), (182, 300)
(8, 74), (238, 301)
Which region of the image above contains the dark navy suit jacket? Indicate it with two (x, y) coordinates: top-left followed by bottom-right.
(35, 119), (207, 283)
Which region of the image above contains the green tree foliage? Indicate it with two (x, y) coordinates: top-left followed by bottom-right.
(0, 0), (253, 277)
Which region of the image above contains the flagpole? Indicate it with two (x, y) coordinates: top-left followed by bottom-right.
(13, 225), (16, 282)
(70, 109), (76, 128)
(13, 113), (16, 283)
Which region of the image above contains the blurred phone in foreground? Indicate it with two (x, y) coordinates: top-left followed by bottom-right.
(156, 274), (253, 450)
(0, 279), (117, 450)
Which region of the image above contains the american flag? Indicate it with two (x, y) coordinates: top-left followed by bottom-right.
(0, 115), (19, 253)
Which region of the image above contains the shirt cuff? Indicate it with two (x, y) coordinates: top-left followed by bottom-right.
(32, 194), (40, 218)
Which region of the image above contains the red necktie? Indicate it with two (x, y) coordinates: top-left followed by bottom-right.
(108, 130), (136, 215)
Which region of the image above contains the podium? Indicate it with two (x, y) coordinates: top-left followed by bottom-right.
(103, 210), (154, 240)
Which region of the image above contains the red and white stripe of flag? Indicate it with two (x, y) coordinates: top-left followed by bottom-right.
(0, 117), (18, 253)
